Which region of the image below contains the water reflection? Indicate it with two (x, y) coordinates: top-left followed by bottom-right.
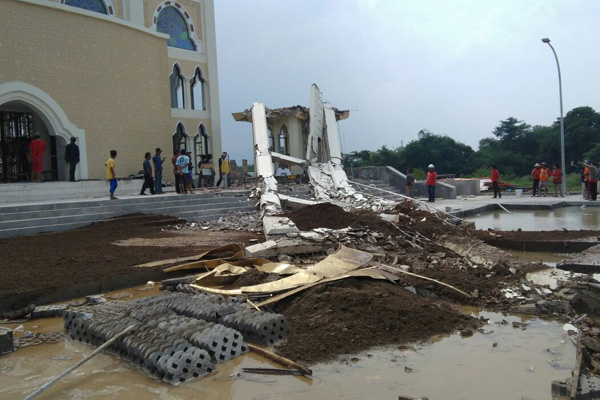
(467, 206), (600, 231)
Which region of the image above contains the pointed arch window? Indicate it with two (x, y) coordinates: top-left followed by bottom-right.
(194, 125), (209, 167)
(279, 125), (289, 155)
(267, 128), (275, 152)
(156, 6), (196, 51)
(173, 123), (188, 153)
(63, 0), (110, 14)
(191, 68), (206, 111)
(170, 65), (185, 109)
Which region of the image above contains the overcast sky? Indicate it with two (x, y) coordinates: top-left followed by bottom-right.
(214, 0), (600, 162)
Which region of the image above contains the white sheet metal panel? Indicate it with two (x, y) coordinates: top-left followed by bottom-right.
(306, 84), (324, 161)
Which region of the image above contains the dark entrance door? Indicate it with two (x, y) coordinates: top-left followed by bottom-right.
(0, 111), (33, 182)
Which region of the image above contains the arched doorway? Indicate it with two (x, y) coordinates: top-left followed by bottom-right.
(0, 82), (87, 182)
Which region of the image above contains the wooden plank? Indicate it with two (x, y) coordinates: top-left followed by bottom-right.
(247, 343), (312, 376)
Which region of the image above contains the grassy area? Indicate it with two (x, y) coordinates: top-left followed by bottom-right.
(504, 172), (581, 193)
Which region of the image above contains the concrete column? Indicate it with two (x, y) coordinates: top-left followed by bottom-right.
(202, 0), (222, 158)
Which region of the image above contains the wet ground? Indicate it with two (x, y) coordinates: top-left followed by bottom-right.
(0, 301), (575, 400)
(465, 207), (600, 231)
(508, 250), (568, 267)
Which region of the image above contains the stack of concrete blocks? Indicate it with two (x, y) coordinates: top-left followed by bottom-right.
(64, 291), (287, 383)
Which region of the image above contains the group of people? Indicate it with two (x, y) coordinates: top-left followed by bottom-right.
(103, 149), (232, 199)
(170, 150), (231, 195)
(530, 162), (564, 197)
(574, 160), (599, 201)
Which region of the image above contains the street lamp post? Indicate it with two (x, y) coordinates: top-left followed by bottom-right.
(541, 38), (567, 195)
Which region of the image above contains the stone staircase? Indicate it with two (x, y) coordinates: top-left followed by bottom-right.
(0, 191), (255, 239)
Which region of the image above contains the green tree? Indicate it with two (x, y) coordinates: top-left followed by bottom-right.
(400, 130), (475, 176)
(563, 106), (600, 163)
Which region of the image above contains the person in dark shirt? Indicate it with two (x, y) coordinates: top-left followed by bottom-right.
(64, 137), (80, 182)
(405, 168), (415, 198)
(152, 148), (165, 194)
(140, 152), (155, 195)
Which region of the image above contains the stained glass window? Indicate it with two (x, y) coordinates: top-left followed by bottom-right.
(64, 0), (108, 15)
(157, 6), (196, 51)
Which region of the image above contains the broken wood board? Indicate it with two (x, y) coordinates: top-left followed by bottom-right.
(256, 263), (304, 275)
(245, 239), (326, 258)
(164, 256), (270, 273)
(239, 245), (373, 294)
(194, 264), (249, 286)
(135, 244), (245, 269)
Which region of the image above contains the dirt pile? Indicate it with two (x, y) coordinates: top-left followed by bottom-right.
(282, 203), (363, 231)
(275, 278), (479, 364)
(222, 269), (280, 289)
(0, 214), (262, 312)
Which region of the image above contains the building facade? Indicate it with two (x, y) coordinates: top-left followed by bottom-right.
(0, 0), (221, 182)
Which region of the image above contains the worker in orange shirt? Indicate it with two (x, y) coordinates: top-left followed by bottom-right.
(538, 162), (551, 197)
(583, 161), (591, 199)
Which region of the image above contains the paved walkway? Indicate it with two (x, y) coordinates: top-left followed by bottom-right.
(422, 193), (599, 217)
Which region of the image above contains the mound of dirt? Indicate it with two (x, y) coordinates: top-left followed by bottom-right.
(281, 203), (363, 231)
(275, 278), (478, 364)
(222, 269), (280, 289)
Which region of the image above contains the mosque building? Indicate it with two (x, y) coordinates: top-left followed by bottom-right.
(0, 0), (221, 181)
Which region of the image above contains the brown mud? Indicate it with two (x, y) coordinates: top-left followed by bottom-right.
(0, 214), (262, 312)
(222, 269), (280, 289)
(275, 278), (479, 364)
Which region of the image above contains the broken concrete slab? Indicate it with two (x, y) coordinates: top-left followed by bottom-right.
(245, 240), (278, 257)
(557, 244), (600, 273)
(263, 216), (299, 236)
(271, 152), (306, 167)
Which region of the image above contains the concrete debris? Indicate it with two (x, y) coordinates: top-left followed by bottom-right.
(86, 295), (107, 305)
(0, 327), (15, 355)
(63, 291), (287, 384)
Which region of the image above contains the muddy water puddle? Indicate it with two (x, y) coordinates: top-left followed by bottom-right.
(466, 206), (600, 231)
(1, 302), (575, 400)
(508, 250), (568, 267)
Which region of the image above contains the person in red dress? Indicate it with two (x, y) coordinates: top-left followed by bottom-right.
(29, 133), (46, 182)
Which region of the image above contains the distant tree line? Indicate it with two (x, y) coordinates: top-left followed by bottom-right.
(344, 106), (600, 179)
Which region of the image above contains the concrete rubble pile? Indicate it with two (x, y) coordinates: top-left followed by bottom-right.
(63, 291), (287, 384)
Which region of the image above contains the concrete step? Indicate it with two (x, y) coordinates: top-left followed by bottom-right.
(0, 196), (249, 222)
(0, 190), (255, 239)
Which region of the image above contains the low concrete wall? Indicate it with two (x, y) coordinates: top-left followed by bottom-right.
(351, 166), (457, 200)
(445, 179), (480, 196)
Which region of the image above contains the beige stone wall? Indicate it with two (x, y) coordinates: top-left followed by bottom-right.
(0, 0), (172, 179)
